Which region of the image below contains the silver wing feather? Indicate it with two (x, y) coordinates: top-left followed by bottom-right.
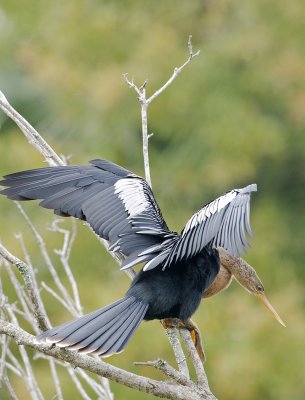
(173, 183), (256, 260)
(144, 183), (257, 271)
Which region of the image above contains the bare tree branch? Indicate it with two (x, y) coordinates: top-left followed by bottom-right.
(49, 219), (82, 315)
(5, 309), (44, 400)
(179, 330), (210, 388)
(123, 35), (200, 187)
(165, 328), (189, 378)
(0, 92), (64, 167)
(134, 358), (192, 386)
(0, 320), (215, 400)
(146, 36), (200, 105)
(48, 358), (64, 400)
(0, 243), (49, 332)
(3, 372), (19, 400)
(68, 368), (92, 400)
(14, 202), (78, 316)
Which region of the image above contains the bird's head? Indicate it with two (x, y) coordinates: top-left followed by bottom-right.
(218, 247), (286, 327)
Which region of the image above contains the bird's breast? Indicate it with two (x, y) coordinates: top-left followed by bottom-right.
(127, 247), (220, 321)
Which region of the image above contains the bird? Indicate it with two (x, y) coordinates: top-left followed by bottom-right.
(0, 159), (284, 359)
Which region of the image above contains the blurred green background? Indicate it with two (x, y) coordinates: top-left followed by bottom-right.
(0, 0), (304, 399)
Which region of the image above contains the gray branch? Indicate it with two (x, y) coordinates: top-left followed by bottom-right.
(0, 320), (215, 400)
(0, 243), (49, 332)
(0, 91), (64, 167)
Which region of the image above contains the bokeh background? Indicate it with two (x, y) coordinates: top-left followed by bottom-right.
(0, 1), (304, 399)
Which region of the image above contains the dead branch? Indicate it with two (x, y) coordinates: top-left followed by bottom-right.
(0, 320), (215, 400)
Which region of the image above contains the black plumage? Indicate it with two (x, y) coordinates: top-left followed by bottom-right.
(0, 159), (256, 357)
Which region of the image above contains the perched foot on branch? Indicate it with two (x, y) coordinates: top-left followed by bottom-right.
(161, 318), (206, 361)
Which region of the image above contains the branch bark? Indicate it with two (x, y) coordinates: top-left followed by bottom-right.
(0, 320), (214, 400)
(123, 35), (200, 188)
(0, 243), (49, 332)
(0, 92), (64, 167)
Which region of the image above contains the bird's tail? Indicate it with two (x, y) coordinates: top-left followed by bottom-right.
(36, 296), (148, 357)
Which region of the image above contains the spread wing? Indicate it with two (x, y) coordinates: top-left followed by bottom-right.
(0, 159), (173, 269)
(143, 184), (257, 271)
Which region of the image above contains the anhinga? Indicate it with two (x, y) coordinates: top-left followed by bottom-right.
(0, 159), (285, 358)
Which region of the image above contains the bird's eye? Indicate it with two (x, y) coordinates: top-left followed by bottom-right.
(257, 285), (264, 292)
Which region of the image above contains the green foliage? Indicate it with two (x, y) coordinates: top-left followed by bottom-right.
(0, 0), (304, 399)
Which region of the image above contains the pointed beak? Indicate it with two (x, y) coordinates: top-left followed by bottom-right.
(256, 292), (286, 327)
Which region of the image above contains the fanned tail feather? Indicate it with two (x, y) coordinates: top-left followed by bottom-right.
(36, 296), (148, 357)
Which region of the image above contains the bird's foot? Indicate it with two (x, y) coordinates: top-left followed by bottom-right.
(161, 318), (206, 362)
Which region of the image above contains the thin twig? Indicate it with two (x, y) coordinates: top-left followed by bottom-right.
(7, 349), (24, 377)
(34, 353), (110, 400)
(14, 233), (51, 328)
(6, 309), (45, 400)
(0, 91), (64, 167)
(5, 361), (23, 377)
(76, 368), (108, 398)
(122, 73), (152, 187)
(0, 243), (49, 331)
(68, 369), (92, 400)
(41, 282), (75, 314)
(3, 373), (20, 400)
(48, 358), (64, 400)
(0, 90), (135, 281)
(179, 330), (208, 388)
(4, 262), (35, 327)
(0, 334), (10, 381)
(140, 86), (151, 186)
(50, 219), (82, 316)
(100, 377), (114, 400)
(147, 36), (200, 105)
(134, 358), (192, 386)
(15, 202), (77, 315)
(165, 328), (189, 378)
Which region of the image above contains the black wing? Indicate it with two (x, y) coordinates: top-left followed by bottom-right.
(143, 184), (257, 271)
(0, 159), (173, 269)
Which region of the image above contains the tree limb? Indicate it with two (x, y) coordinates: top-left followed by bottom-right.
(123, 36), (200, 187)
(0, 91), (64, 167)
(0, 243), (49, 332)
(0, 320), (214, 400)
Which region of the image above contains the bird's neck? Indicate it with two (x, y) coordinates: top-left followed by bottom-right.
(217, 247), (255, 293)
(203, 247), (251, 298)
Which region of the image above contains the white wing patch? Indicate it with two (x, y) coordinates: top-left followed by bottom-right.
(157, 183), (257, 268)
(183, 190), (236, 234)
(114, 178), (149, 217)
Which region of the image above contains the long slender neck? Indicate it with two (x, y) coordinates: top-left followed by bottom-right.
(217, 247), (258, 292)
(202, 247), (254, 298)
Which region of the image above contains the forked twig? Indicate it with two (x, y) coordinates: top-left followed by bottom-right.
(123, 35), (200, 188)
